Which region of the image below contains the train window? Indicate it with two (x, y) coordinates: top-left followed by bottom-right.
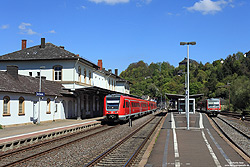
(106, 97), (120, 110)
(123, 100), (125, 108)
(126, 102), (129, 108)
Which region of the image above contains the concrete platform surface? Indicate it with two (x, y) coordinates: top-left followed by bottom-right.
(145, 112), (249, 167)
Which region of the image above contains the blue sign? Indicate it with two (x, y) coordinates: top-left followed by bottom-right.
(36, 92), (45, 97)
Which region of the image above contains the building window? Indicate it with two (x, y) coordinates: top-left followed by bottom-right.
(109, 79), (110, 89)
(37, 72), (40, 77)
(78, 66), (81, 82)
(54, 66), (62, 81)
(19, 97), (25, 115)
(29, 72), (32, 76)
(3, 96), (10, 116)
(89, 71), (91, 85)
(47, 98), (51, 114)
(84, 69), (87, 83)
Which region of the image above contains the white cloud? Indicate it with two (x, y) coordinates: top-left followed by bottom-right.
(136, 0), (152, 7)
(1, 24), (9, 29)
(186, 0), (232, 15)
(48, 30), (56, 33)
(144, 0), (152, 4)
(81, 5), (87, 9)
(18, 22), (37, 35)
(88, 0), (129, 5)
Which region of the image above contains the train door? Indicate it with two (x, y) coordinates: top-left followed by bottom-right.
(125, 99), (129, 116)
(140, 101), (142, 116)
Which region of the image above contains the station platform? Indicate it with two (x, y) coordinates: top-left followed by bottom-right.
(143, 112), (249, 167)
(0, 117), (103, 151)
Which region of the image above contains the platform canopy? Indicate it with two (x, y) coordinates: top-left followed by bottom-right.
(74, 86), (140, 98)
(166, 93), (203, 100)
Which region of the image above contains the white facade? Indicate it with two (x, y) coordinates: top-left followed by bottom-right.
(0, 92), (74, 126)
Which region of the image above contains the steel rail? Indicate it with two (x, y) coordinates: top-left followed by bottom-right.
(0, 125), (103, 159)
(211, 117), (250, 158)
(124, 116), (163, 167)
(84, 116), (156, 167)
(217, 116), (250, 139)
(0, 125), (116, 167)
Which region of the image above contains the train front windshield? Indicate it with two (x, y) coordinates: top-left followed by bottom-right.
(106, 97), (120, 110)
(207, 100), (220, 109)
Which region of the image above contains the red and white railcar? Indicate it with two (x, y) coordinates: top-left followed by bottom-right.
(197, 98), (221, 116)
(103, 94), (157, 122)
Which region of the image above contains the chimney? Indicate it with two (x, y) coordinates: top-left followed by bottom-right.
(7, 65), (19, 79)
(108, 69), (112, 73)
(41, 38), (45, 48)
(22, 40), (27, 50)
(98, 59), (103, 71)
(76, 54), (79, 57)
(115, 69), (118, 76)
(60, 46), (65, 49)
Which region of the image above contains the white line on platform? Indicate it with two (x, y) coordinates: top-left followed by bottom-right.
(171, 112), (180, 167)
(206, 129), (232, 165)
(0, 120), (97, 141)
(201, 130), (221, 167)
(171, 112), (175, 129)
(199, 113), (204, 129)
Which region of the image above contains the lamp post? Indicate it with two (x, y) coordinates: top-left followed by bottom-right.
(38, 66), (45, 124)
(180, 42), (196, 130)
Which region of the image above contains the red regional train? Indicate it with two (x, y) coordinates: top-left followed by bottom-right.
(103, 94), (157, 122)
(197, 98), (221, 117)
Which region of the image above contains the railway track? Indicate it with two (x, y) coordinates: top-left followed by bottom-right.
(220, 111), (250, 121)
(0, 125), (116, 167)
(85, 114), (163, 167)
(211, 116), (250, 158)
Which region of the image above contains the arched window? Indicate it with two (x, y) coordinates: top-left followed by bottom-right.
(3, 96), (10, 116)
(84, 69), (87, 83)
(46, 98), (51, 114)
(78, 66), (81, 82)
(53, 65), (62, 81)
(19, 97), (25, 115)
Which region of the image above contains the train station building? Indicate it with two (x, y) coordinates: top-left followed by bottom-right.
(0, 38), (131, 126)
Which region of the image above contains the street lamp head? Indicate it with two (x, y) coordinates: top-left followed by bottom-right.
(188, 42), (196, 45)
(180, 42), (196, 45)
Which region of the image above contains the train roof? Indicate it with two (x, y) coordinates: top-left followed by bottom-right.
(106, 94), (156, 103)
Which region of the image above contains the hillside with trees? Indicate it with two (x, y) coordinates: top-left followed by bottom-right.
(120, 51), (250, 112)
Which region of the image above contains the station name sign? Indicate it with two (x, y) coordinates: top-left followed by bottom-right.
(36, 92), (45, 97)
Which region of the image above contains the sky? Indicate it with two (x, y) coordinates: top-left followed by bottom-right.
(0, 0), (249, 74)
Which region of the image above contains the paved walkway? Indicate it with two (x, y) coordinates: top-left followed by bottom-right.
(145, 112), (249, 167)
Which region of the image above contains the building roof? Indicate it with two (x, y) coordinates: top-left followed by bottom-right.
(166, 93), (203, 100)
(179, 58), (198, 66)
(0, 70), (70, 96)
(0, 42), (99, 69)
